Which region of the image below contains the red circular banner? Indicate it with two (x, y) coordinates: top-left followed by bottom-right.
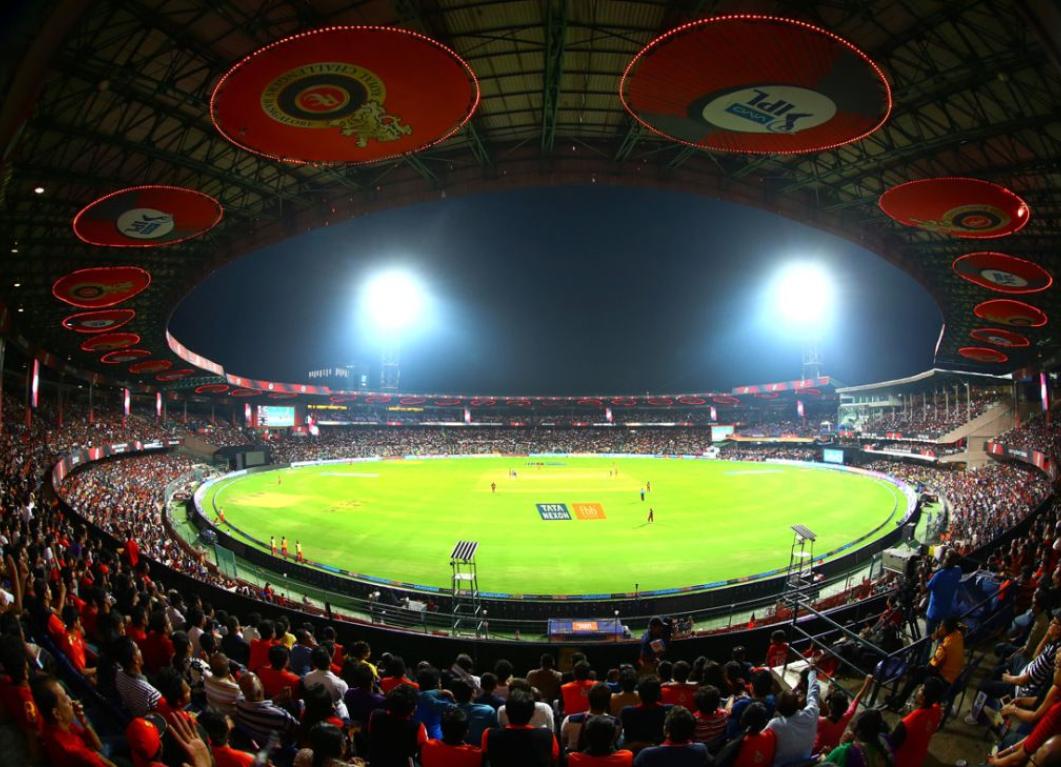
(267, 392), (297, 399)
(676, 396), (707, 406)
(970, 327), (1030, 348)
(61, 308), (136, 334)
(952, 252), (1052, 294)
(129, 359), (173, 374)
(712, 395), (740, 406)
(365, 394), (394, 404)
(79, 332), (141, 352)
(195, 383), (230, 394)
(433, 397), (461, 407)
(879, 178), (1030, 238)
(610, 398), (638, 407)
(958, 346), (1009, 364)
(53, 266), (151, 308)
(156, 369), (196, 382)
(798, 388), (822, 397)
(506, 398), (532, 408)
(647, 397), (674, 406)
(619, 15), (891, 155)
(754, 392), (779, 399)
(229, 388), (259, 397)
(577, 398), (604, 408)
(399, 396), (427, 405)
(974, 299), (1048, 328)
(100, 349), (150, 364)
(469, 398), (496, 407)
(72, 186), (223, 247)
(210, 26), (480, 164)
(329, 394), (356, 404)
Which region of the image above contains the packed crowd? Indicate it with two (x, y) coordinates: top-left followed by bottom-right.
(861, 441), (964, 458)
(730, 421), (818, 439)
(859, 390), (1003, 437)
(995, 416), (1061, 459)
(266, 427), (719, 464)
(716, 445), (820, 462)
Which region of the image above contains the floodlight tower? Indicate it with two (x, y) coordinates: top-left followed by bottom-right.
(362, 270), (425, 391)
(773, 262), (832, 381)
(802, 340), (823, 381)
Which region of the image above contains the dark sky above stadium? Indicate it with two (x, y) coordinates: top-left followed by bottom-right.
(170, 186), (941, 395)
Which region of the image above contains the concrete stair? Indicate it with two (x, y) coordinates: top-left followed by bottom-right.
(938, 401), (1015, 468)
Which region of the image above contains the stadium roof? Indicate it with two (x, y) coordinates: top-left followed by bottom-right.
(836, 367), (1011, 395)
(2, 0), (1060, 396)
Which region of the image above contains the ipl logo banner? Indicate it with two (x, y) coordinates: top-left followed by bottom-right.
(695, 86), (836, 134)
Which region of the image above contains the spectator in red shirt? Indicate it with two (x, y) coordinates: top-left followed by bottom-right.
(889, 676), (946, 767)
(569, 715), (634, 767)
(0, 634), (43, 758)
(259, 644), (301, 701)
(814, 674), (873, 754)
(247, 619), (278, 673)
(727, 702), (776, 767)
(380, 655), (419, 694)
(59, 604), (96, 679)
(422, 707), (483, 767)
(198, 708), (255, 767)
(765, 629), (790, 668)
(691, 686), (726, 745)
(31, 676), (114, 767)
(126, 605), (148, 646)
(562, 661), (596, 715)
(140, 610), (174, 675)
(660, 661), (698, 709)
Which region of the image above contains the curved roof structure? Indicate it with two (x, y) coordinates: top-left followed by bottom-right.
(2, 0), (1059, 395)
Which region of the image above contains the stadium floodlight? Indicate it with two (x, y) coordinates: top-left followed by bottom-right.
(361, 269), (426, 334)
(771, 261), (834, 333)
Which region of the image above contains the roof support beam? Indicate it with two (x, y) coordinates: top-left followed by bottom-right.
(540, 0), (568, 153)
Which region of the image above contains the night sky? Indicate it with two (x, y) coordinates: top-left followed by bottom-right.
(170, 186), (941, 395)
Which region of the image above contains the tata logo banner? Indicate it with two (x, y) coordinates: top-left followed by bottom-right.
(536, 503), (572, 521)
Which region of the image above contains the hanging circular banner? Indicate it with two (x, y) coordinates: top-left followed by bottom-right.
(958, 346), (1009, 364)
(156, 369), (196, 382)
(506, 398), (532, 408)
(974, 299), (1048, 328)
(952, 252), (1052, 294)
(79, 332), (141, 352)
(712, 395), (741, 406)
(267, 392), (297, 400)
(61, 308), (136, 334)
(100, 349), (150, 364)
(210, 26), (480, 164)
(229, 388), (260, 397)
(969, 327), (1030, 348)
(72, 186), (223, 247)
(52, 266), (151, 309)
(328, 394), (356, 404)
(798, 388), (822, 397)
(195, 383), (230, 394)
(129, 359), (173, 374)
(879, 178), (1030, 238)
(619, 15), (891, 155)
(754, 392), (779, 399)
(676, 396), (707, 406)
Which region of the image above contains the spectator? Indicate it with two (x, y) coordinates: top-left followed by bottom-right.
(924, 549), (963, 638)
(305, 645), (350, 720)
(422, 707), (483, 767)
(482, 688), (559, 767)
(476, 672), (505, 711)
(204, 652), (242, 715)
(569, 715), (634, 767)
(889, 676), (947, 767)
(561, 682), (621, 752)
(234, 672), (298, 749)
(823, 708), (892, 766)
(342, 660), (385, 728)
(368, 683), (428, 767)
(452, 678), (497, 745)
(726, 701), (775, 767)
(620, 677), (670, 751)
(814, 675), (873, 754)
(259, 644), (301, 701)
(499, 678), (555, 730)
(527, 653), (563, 705)
(563, 661), (596, 714)
(114, 637), (161, 717)
(692, 685), (726, 746)
(632, 706), (708, 767)
(660, 661), (698, 709)
(415, 666), (456, 740)
(765, 666), (820, 765)
(198, 707), (256, 767)
(31, 676), (115, 767)
(889, 616), (965, 709)
(765, 630), (789, 668)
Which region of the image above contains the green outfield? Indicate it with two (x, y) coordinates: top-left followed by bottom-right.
(205, 456), (906, 597)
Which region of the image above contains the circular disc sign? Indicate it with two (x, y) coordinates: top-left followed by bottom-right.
(72, 186), (223, 247)
(229, 388), (259, 397)
(101, 349), (150, 364)
(61, 308), (136, 334)
(619, 15), (892, 154)
(79, 332), (141, 352)
(958, 347), (1008, 364)
(210, 26), (480, 164)
(129, 359), (172, 374)
(156, 369), (196, 382)
(53, 266), (150, 309)
(974, 299), (1048, 328)
(953, 252), (1052, 294)
(195, 383), (230, 394)
(879, 178), (1030, 238)
(970, 327), (1030, 348)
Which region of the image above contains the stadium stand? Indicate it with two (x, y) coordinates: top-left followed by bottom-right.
(0, 391), (1046, 765)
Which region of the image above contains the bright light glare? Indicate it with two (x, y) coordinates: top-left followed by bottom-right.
(361, 270), (425, 333)
(772, 262), (833, 332)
